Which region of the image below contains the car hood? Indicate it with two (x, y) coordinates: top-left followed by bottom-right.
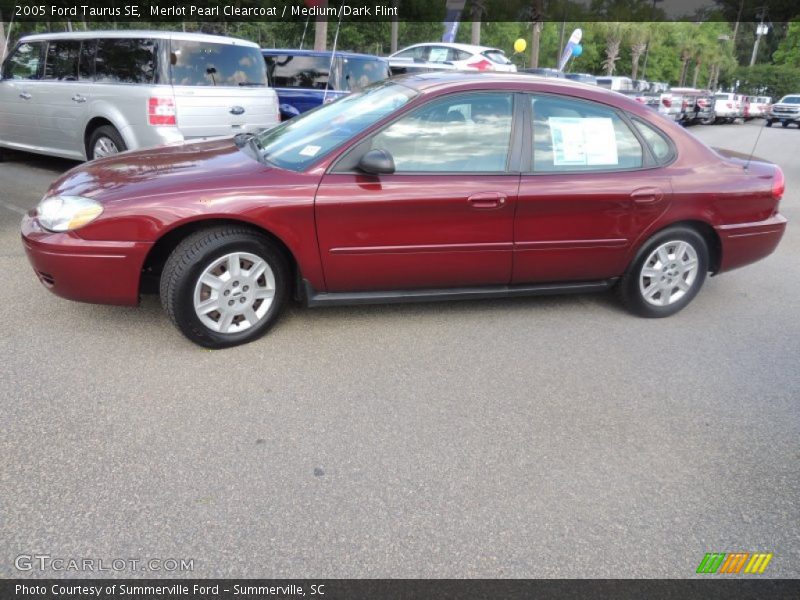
(46, 138), (271, 204)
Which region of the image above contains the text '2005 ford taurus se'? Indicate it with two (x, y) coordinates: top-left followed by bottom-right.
(22, 73), (787, 348)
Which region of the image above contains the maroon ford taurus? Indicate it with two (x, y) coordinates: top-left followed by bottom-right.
(21, 73), (787, 348)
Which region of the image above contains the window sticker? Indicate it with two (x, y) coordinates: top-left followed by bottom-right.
(549, 117), (619, 166)
(298, 145), (322, 157)
(428, 48), (449, 62)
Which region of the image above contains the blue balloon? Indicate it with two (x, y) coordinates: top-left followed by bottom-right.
(572, 44), (583, 57)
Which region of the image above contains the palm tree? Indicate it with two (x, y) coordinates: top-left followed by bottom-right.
(599, 22), (629, 76)
(629, 23), (649, 80)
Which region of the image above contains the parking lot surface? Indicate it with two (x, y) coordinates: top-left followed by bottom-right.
(1, 120), (798, 578)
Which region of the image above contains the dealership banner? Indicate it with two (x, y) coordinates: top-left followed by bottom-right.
(0, 0), (796, 22)
(2, 579), (800, 600)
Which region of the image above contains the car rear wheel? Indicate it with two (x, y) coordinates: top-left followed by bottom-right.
(160, 226), (289, 348)
(617, 227), (708, 318)
(766, 120), (773, 127)
(88, 125), (126, 160)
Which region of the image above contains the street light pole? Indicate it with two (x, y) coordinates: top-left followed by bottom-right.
(749, 8), (769, 67)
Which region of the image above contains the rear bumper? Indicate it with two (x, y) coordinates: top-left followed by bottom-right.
(716, 214), (787, 273)
(21, 213), (152, 306)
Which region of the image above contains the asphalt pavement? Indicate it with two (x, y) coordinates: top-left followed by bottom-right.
(1, 120), (798, 578)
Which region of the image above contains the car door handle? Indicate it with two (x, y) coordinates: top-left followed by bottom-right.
(630, 188), (664, 205)
(71, 94), (86, 103)
(19, 92), (31, 100)
(468, 192), (507, 209)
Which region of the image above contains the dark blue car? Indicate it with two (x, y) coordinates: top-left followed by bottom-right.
(262, 49), (391, 120)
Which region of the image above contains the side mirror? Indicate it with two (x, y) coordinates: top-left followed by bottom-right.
(358, 149), (395, 175)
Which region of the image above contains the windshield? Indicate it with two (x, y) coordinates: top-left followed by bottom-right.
(254, 81), (417, 171)
(779, 96), (800, 104)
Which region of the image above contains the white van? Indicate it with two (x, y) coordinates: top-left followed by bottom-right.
(0, 30), (280, 161)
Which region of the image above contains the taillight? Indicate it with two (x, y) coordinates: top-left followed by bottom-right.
(681, 99), (689, 109)
(662, 96), (672, 108)
(635, 95), (646, 104)
(698, 98), (708, 108)
(148, 97), (176, 126)
(727, 102), (733, 109)
(773, 167), (785, 201)
(469, 59), (493, 71)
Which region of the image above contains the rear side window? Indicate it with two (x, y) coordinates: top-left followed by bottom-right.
(95, 38), (157, 84)
(170, 41), (266, 87)
(3, 42), (43, 79)
(266, 54), (332, 89)
(340, 58), (389, 92)
(631, 118), (675, 165)
(530, 95), (643, 172)
(44, 40), (80, 80)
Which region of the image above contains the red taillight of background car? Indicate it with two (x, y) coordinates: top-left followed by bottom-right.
(468, 59), (493, 71)
(662, 96), (672, 108)
(681, 99), (689, 109)
(698, 98), (709, 108)
(726, 102), (733, 109)
(148, 97), (176, 126)
(773, 167), (785, 202)
(635, 96), (647, 104)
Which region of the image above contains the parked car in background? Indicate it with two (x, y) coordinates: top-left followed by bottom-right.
(0, 30), (280, 161)
(597, 76), (635, 92)
(713, 92), (743, 124)
(670, 87), (715, 125)
(22, 73), (786, 348)
(766, 94), (800, 128)
(388, 42), (517, 74)
(262, 49), (390, 120)
(749, 96), (772, 118)
(564, 73), (597, 85)
(520, 67), (565, 78)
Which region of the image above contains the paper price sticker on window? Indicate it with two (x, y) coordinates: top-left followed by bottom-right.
(549, 117), (618, 166)
(299, 145), (322, 157)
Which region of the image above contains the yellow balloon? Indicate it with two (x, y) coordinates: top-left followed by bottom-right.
(514, 38), (527, 53)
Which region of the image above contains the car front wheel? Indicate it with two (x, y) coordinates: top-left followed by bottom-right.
(617, 227), (708, 318)
(160, 226), (289, 348)
(766, 120), (773, 127)
(88, 125), (127, 160)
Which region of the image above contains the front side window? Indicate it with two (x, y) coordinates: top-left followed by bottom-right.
(44, 40), (80, 80)
(95, 38), (157, 84)
(265, 54), (332, 89)
(170, 41), (265, 87)
(370, 92), (514, 173)
(531, 95), (643, 172)
(3, 42), (43, 79)
(254, 81), (417, 171)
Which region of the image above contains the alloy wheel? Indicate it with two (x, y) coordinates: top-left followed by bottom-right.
(639, 240), (699, 307)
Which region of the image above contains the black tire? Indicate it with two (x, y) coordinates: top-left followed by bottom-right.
(781, 121), (790, 128)
(765, 120), (773, 127)
(87, 125), (126, 160)
(617, 226), (709, 318)
(160, 226), (290, 348)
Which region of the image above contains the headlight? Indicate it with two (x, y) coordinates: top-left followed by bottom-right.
(36, 195), (103, 232)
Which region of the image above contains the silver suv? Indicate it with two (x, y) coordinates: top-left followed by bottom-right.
(766, 94), (800, 128)
(0, 30), (280, 161)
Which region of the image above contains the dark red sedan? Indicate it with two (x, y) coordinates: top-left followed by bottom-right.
(22, 73), (787, 347)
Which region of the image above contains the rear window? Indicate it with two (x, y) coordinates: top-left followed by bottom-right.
(95, 38), (158, 84)
(340, 57), (390, 92)
(265, 54), (331, 89)
(482, 50), (510, 65)
(170, 41), (266, 87)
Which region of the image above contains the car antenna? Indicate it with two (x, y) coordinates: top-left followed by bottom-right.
(744, 118), (767, 171)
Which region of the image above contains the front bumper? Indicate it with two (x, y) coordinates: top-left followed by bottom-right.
(716, 214), (787, 273)
(21, 212), (152, 306)
(767, 111), (800, 122)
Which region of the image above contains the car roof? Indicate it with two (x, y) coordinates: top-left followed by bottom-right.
(395, 42), (502, 54)
(393, 71), (612, 96)
(19, 30), (259, 47)
(261, 48), (386, 61)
